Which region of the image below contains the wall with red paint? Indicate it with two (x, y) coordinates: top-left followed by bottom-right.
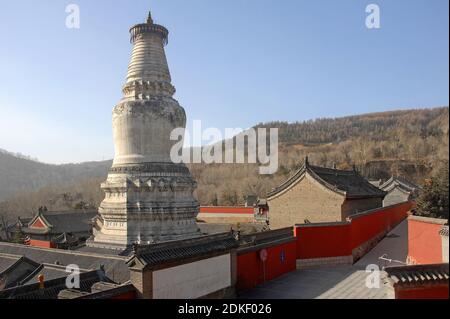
(294, 223), (351, 259)
(350, 202), (411, 250)
(236, 240), (297, 292)
(295, 202), (413, 260)
(408, 216), (446, 265)
(28, 239), (55, 249)
(395, 285), (449, 299)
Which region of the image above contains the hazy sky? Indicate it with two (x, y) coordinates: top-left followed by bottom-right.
(0, 0), (448, 164)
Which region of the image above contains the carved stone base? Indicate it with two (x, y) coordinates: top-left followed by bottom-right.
(89, 162), (201, 246)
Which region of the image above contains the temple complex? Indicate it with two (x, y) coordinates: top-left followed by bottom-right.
(267, 158), (387, 229)
(88, 12), (200, 248)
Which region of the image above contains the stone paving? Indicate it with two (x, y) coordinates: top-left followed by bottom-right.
(239, 220), (408, 299)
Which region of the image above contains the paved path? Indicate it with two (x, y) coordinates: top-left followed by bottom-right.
(239, 220), (408, 299)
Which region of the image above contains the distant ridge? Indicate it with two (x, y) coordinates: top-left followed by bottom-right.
(0, 150), (111, 201)
(0, 107), (448, 213)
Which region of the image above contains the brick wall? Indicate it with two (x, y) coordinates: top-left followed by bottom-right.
(268, 175), (344, 229)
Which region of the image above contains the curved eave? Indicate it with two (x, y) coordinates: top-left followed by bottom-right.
(21, 227), (51, 235)
(267, 165), (348, 200)
(267, 165), (307, 199)
(387, 184), (414, 196)
(380, 177), (420, 192)
(305, 166), (348, 197)
(383, 182), (416, 194)
(379, 177), (395, 190)
(267, 164), (386, 200)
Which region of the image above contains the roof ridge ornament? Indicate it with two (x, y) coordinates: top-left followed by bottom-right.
(304, 156), (309, 167)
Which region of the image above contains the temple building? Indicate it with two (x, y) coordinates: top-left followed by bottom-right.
(8, 208), (96, 249)
(267, 158), (386, 229)
(89, 12), (201, 249)
(379, 176), (421, 207)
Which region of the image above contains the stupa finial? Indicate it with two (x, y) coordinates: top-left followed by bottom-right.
(147, 11), (153, 24)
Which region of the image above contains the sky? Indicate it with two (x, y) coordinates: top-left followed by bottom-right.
(0, 0), (448, 164)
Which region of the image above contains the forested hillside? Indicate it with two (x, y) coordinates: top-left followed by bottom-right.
(0, 149), (111, 201)
(0, 107), (448, 222)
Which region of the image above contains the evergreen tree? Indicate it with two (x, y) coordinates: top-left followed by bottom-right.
(436, 161), (449, 219)
(11, 230), (25, 244)
(415, 161), (449, 220)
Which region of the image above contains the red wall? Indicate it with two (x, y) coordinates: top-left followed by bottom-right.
(236, 240), (297, 292)
(294, 223), (351, 259)
(396, 285), (449, 299)
(29, 239), (56, 249)
(295, 202), (413, 260)
(408, 218), (444, 265)
(350, 202), (412, 250)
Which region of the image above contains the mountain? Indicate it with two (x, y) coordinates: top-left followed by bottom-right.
(0, 149), (111, 201)
(0, 107), (448, 220)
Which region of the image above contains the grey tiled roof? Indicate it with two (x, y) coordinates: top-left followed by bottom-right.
(380, 176), (421, 192)
(385, 263), (449, 286)
(0, 255), (41, 289)
(51, 232), (79, 244)
(0, 255), (19, 273)
(440, 226), (449, 237)
(129, 232), (239, 267)
(268, 160), (387, 199)
(238, 227), (295, 249)
(23, 210), (97, 235)
(19, 263), (91, 286)
(0, 269), (113, 299)
(75, 244), (133, 257)
(0, 242), (130, 283)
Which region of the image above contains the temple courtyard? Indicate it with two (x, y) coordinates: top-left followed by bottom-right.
(239, 219), (408, 299)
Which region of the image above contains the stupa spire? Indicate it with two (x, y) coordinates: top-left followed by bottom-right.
(147, 11), (153, 24)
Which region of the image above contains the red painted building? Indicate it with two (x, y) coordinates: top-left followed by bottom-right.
(385, 263), (449, 299)
(10, 208), (97, 249)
